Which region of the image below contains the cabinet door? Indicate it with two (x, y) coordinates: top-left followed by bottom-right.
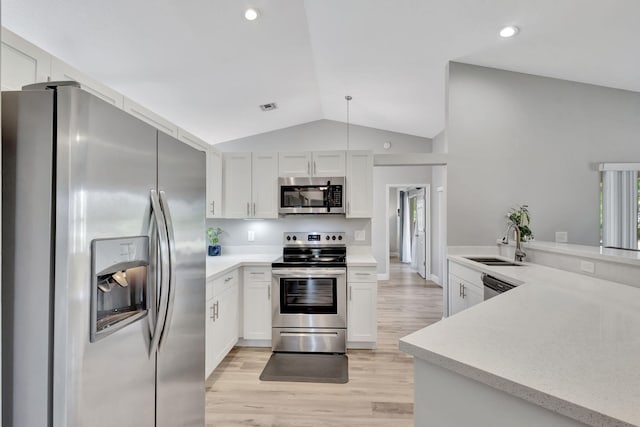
(346, 151), (373, 218)
(123, 97), (178, 137)
(206, 148), (223, 218)
(210, 284), (239, 373)
(448, 275), (466, 316)
(313, 151), (346, 177)
(243, 281), (272, 340)
(1, 27), (51, 90)
(463, 282), (484, 310)
(278, 152), (311, 177)
(177, 128), (209, 152)
(251, 153), (278, 218)
(223, 152), (252, 218)
(347, 282), (377, 343)
(51, 58), (124, 108)
(205, 297), (216, 378)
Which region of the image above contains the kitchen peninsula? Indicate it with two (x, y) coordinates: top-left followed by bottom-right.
(400, 249), (640, 427)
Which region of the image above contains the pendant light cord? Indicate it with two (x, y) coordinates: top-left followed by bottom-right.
(345, 95), (352, 151)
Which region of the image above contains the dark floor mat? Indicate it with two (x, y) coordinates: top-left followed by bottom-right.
(259, 353), (348, 384)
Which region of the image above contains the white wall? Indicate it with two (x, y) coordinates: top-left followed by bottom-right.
(213, 118), (433, 277)
(373, 166), (432, 276)
(447, 62), (640, 246)
(213, 119), (432, 153)
(207, 216), (371, 246)
(429, 131), (446, 284)
(388, 188), (398, 256)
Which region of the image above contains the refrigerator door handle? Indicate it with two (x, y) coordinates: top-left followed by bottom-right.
(149, 189), (170, 357)
(158, 190), (177, 348)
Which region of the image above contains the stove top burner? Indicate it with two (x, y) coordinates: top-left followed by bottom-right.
(273, 232), (347, 268)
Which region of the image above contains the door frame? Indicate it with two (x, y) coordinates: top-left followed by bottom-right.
(384, 183), (431, 281)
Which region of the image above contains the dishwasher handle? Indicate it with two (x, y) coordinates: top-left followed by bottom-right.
(481, 273), (516, 294)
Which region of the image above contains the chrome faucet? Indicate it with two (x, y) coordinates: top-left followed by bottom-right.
(503, 223), (526, 262)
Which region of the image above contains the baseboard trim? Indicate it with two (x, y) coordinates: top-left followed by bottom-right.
(377, 273), (389, 281)
(430, 274), (442, 286)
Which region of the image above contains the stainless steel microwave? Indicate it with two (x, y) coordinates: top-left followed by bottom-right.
(278, 177), (345, 214)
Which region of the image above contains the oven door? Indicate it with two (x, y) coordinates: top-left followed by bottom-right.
(278, 177), (345, 214)
(271, 268), (347, 329)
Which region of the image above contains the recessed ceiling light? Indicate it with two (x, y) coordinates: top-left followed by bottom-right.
(499, 26), (519, 38)
(244, 8), (259, 21)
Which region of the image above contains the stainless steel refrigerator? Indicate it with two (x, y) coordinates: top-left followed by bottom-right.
(2, 82), (206, 427)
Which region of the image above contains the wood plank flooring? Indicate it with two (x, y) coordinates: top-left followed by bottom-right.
(205, 258), (443, 426)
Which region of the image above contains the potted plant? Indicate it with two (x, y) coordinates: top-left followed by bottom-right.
(506, 205), (533, 241)
(207, 227), (223, 256)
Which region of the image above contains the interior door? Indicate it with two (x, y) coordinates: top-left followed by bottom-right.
(156, 132), (206, 427)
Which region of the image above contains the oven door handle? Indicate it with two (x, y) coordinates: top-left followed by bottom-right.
(271, 269), (346, 277)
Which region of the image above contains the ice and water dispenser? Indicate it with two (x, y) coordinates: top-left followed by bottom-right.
(90, 236), (149, 342)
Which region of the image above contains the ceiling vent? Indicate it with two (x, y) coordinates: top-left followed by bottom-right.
(259, 102), (278, 111)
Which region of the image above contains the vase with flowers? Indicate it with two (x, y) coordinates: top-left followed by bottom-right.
(207, 227), (223, 256)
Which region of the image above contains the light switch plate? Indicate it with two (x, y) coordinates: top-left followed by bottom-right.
(248, 230), (255, 242)
(354, 230), (366, 241)
(555, 231), (568, 243)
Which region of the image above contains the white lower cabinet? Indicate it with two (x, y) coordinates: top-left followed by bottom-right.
(347, 267), (378, 348)
(448, 261), (484, 316)
(205, 269), (239, 378)
(242, 267), (272, 341)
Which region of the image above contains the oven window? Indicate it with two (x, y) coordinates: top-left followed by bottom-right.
(281, 186), (328, 208)
(280, 278), (337, 314)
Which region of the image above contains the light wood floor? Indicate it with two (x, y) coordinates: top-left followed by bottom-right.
(205, 258), (443, 426)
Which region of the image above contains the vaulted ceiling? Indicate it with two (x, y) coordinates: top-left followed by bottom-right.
(3, 0), (639, 144)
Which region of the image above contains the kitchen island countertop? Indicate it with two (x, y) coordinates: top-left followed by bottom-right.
(400, 254), (640, 427)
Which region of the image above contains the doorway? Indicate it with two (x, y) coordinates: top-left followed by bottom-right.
(386, 184), (430, 280)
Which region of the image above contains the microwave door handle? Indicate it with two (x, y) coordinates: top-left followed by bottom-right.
(325, 180), (331, 212)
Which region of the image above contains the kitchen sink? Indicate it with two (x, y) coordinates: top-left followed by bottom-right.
(464, 256), (523, 267)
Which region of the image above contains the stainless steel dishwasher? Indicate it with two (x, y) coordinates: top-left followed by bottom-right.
(482, 273), (516, 300)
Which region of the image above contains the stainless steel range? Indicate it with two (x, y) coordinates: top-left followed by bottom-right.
(271, 232), (347, 354)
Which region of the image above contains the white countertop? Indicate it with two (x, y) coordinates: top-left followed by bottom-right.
(206, 248), (377, 279)
(206, 254), (280, 279)
(519, 240), (640, 267)
(400, 254), (640, 427)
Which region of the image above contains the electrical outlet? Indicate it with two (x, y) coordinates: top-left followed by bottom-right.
(580, 260), (595, 274)
(247, 230), (255, 242)
(555, 232), (568, 243)
(354, 230), (365, 241)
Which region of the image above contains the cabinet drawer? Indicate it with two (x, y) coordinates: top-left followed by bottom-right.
(244, 266), (271, 283)
(348, 267), (377, 282)
(449, 261), (483, 288)
(212, 269), (238, 296)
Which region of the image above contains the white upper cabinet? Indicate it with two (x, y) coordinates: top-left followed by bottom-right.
(251, 153), (279, 219)
(177, 128), (209, 152)
(223, 152), (252, 218)
(123, 97), (178, 137)
(223, 152), (278, 219)
(312, 151), (346, 176)
(346, 151), (373, 218)
(278, 152), (311, 177)
(50, 58), (124, 108)
(1, 27), (51, 90)
(278, 151), (346, 177)
(206, 148), (223, 219)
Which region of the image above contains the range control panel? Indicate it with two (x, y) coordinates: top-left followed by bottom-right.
(283, 232), (346, 246)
